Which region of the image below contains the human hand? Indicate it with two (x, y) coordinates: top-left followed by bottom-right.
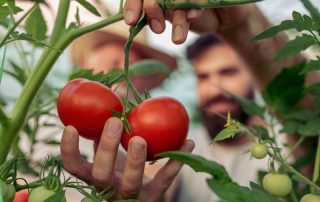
(124, 0), (253, 44)
(61, 117), (194, 201)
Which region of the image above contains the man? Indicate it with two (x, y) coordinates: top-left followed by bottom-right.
(176, 33), (269, 202)
(61, 21), (195, 202)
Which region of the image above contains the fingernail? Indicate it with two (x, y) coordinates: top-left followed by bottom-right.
(173, 25), (184, 43)
(131, 140), (145, 157)
(187, 9), (198, 19)
(151, 19), (163, 33)
(106, 119), (122, 137)
(125, 10), (134, 24)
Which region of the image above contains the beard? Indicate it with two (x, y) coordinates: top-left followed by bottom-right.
(200, 90), (254, 139)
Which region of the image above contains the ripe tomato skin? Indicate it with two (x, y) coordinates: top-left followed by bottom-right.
(57, 78), (123, 140)
(300, 194), (320, 202)
(121, 97), (189, 161)
(262, 173), (292, 197)
(13, 190), (28, 202)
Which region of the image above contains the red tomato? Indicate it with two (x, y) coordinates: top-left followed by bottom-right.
(121, 97), (189, 161)
(57, 78), (123, 140)
(13, 190), (28, 202)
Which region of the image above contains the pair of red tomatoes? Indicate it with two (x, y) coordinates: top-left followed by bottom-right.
(57, 78), (189, 161)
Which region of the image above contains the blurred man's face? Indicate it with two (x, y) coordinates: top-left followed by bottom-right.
(82, 41), (146, 96)
(194, 44), (253, 137)
(83, 41), (142, 73)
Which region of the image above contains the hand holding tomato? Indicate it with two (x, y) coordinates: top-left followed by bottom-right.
(60, 117), (194, 201)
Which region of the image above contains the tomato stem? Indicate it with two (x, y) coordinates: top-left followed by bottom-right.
(164, 0), (263, 10)
(312, 136), (320, 193)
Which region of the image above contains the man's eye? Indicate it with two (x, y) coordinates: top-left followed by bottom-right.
(220, 67), (239, 76)
(197, 74), (209, 80)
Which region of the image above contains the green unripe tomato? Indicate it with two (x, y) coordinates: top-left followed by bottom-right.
(29, 186), (66, 202)
(250, 143), (268, 159)
(0, 180), (16, 202)
(300, 194), (320, 202)
(81, 196), (95, 202)
(263, 173), (292, 197)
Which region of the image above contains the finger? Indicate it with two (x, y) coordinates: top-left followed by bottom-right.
(92, 117), (123, 185)
(147, 139), (195, 201)
(187, 8), (204, 20)
(143, 0), (166, 33)
(119, 136), (147, 199)
(172, 10), (190, 44)
(124, 0), (142, 25)
(60, 126), (94, 184)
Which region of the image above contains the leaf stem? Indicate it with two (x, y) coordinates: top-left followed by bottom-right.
(312, 136), (320, 193)
(165, 0), (263, 9)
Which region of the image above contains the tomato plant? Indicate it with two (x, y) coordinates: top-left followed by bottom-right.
(57, 78), (123, 140)
(262, 173), (292, 197)
(250, 143), (268, 159)
(300, 194), (320, 202)
(13, 190), (28, 202)
(0, 180), (15, 202)
(121, 97), (189, 161)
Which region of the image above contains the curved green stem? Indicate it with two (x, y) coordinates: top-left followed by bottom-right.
(0, 3), (38, 48)
(165, 0), (263, 9)
(285, 163), (320, 193)
(71, 12), (123, 38)
(312, 136), (320, 193)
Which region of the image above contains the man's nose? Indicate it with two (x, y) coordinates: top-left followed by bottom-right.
(207, 74), (223, 97)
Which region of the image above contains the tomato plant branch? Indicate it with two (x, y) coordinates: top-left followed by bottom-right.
(0, 3), (38, 48)
(71, 12), (124, 39)
(285, 163), (320, 193)
(312, 136), (320, 193)
(164, 0), (263, 9)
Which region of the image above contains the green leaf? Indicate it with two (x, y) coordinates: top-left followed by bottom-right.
(252, 20), (295, 41)
(262, 62), (306, 112)
(76, 0), (101, 17)
(157, 152), (231, 182)
(228, 93), (265, 117)
(300, 0), (320, 21)
(281, 120), (302, 134)
(129, 59), (170, 77)
(44, 190), (66, 202)
(275, 34), (316, 61)
(69, 69), (105, 81)
(0, 107), (8, 128)
(252, 125), (270, 141)
(282, 109), (317, 121)
(306, 82), (320, 96)
(4, 60), (27, 85)
(212, 126), (245, 143)
(25, 4), (47, 41)
(297, 117), (320, 136)
(8, 31), (55, 49)
(0, 5), (23, 19)
(300, 59), (320, 74)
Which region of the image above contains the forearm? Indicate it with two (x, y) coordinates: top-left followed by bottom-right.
(217, 4), (303, 90)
